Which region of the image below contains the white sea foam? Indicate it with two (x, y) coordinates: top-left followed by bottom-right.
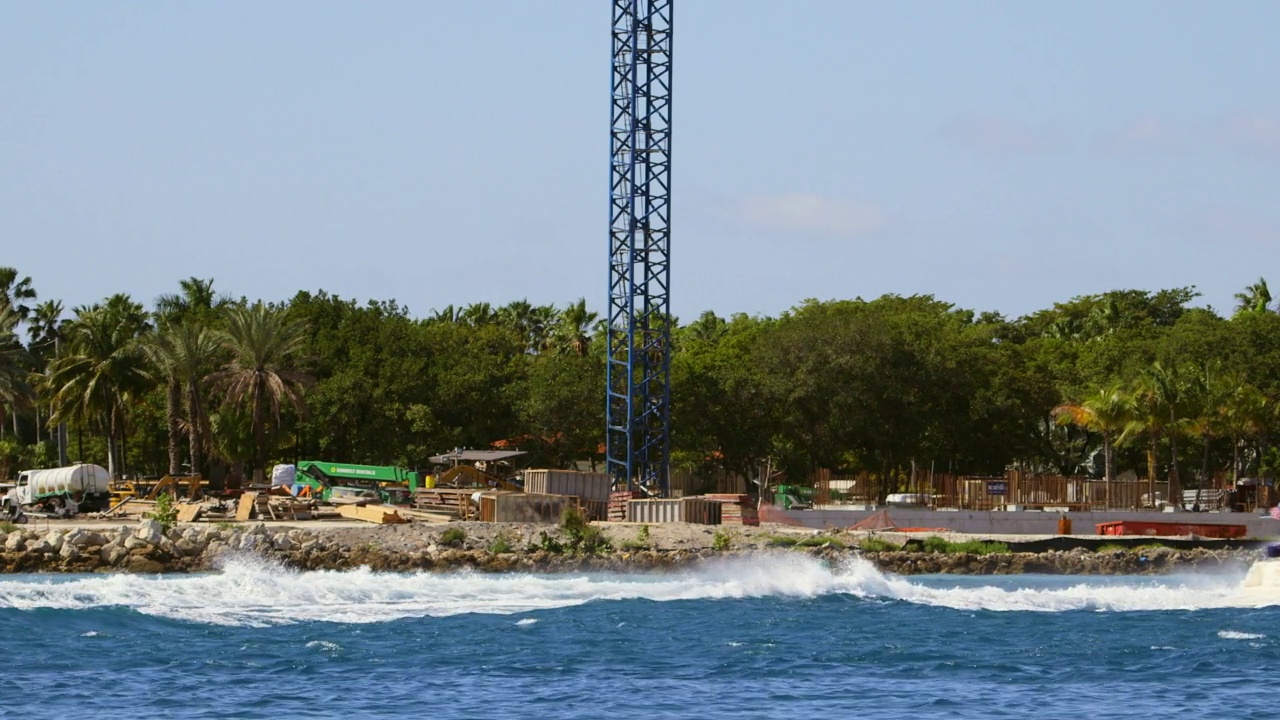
(516, 618), (538, 626)
(0, 553), (1272, 627)
(1218, 630), (1265, 640)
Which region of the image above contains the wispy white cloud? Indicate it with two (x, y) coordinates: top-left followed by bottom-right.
(735, 193), (886, 238)
(937, 115), (1062, 155)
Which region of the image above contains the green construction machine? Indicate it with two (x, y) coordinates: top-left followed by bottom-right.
(774, 484), (814, 510)
(294, 461), (420, 505)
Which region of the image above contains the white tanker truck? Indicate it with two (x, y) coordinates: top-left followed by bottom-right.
(3, 463), (112, 517)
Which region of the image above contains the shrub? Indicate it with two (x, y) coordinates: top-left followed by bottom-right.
(561, 506), (611, 554)
(536, 530), (564, 554)
(858, 537), (900, 553)
(439, 527), (467, 548)
(949, 540), (1010, 555)
(922, 535), (951, 553)
(712, 528), (732, 551)
(488, 532), (513, 554)
(145, 492), (179, 533)
(918, 535), (1010, 555)
(622, 524), (651, 551)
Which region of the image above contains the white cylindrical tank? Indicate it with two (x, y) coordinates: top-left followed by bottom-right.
(22, 464), (110, 496)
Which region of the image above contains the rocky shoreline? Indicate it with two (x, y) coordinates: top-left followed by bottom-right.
(0, 520), (1259, 576)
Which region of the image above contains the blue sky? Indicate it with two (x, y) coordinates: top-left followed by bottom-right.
(2, 1), (1277, 322)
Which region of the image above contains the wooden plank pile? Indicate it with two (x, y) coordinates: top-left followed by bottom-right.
(176, 502), (203, 523)
(336, 504), (407, 524)
(705, 493), (760, 526)
(414, 488), (477, 519)
(608, 491), (643, 522)
(235, 492), (258, 521)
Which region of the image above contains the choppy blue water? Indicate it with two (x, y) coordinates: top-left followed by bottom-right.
(0, 554), (1276, 719)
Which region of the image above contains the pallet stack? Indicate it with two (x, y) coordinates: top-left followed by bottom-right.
(608, 491), (643, 522)
(705, 494), (760, 526)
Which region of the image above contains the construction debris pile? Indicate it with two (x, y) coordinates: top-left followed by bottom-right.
(86, 467), (762, 530)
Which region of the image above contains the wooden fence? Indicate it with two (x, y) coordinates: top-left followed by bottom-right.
(808, 468), (1278, 512)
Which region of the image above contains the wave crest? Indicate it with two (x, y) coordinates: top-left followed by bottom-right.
(0, 553), (1270, 626)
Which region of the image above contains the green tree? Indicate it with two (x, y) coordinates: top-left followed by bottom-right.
(553, 299), (598, 356)
(209, 302), (312, 482)
(0, 303), (34, 439)
(0, 267), (37, 320)
(46, 296), (152, 478)
(1054, 385), (1135, 506)
(1233, 277), (1273, 315)
(144, 321), (223, 476)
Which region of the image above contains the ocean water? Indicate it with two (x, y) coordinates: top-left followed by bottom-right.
(0, 554), (1277, 720)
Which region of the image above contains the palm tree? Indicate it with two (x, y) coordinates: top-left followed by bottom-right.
(1123, 362), (1189, 508)
(154, 277), (230, 325)
(460, 302), (497, 327)
(175, 323), (222, 478)
(1233, 277), (1273, 315)
(208, 303), (311, 482)
(142, 328), (186, 476)
(1184, 362), (1228, 508)
(0, 267), (37, 320)
(1053, 385), (1135, 508)
(149, 278), (231, 476)
(0, 304), (34, 439)
(46, 297), (152, 478)
(427, 305), (461, 325)
(554, 299), (599, 356)
(683, 310), (727, 344)
(1219, 381), (1268, 485)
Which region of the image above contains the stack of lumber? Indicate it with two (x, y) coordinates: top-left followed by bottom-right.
(268, 498), (312, 520)
(336, 504), (407, 524)
(704, 493), (760, 526)
(608, 491), (643, 522)
(414, 488), (477, 519)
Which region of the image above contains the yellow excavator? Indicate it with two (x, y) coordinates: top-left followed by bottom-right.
(106, 475), (208, 513)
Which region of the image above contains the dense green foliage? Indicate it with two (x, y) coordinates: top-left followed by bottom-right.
(1, 266), (1280, 504)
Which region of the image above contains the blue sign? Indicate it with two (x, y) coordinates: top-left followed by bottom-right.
(987, 481), (1008, 496)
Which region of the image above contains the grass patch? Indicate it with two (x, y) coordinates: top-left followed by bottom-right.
(439, 527), (467, 548)
(766, 534), (800, 547)
(797, 535), (847, 549)
(918, 535), (1010, 555)
(858, 537), (901, 553)
(1096, 542), (1167, 553)
(712, 528), (733, 551)
(0, 521), (19, 534)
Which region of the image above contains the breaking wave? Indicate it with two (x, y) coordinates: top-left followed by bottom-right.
(0, 553), (1272, 627)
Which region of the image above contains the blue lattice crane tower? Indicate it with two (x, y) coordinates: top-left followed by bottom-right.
(607, 0), (673, 496)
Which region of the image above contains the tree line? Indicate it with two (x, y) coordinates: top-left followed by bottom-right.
(2, 266), (1279, 502)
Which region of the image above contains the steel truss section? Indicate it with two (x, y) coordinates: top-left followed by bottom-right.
(607, 0), (673, 495)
